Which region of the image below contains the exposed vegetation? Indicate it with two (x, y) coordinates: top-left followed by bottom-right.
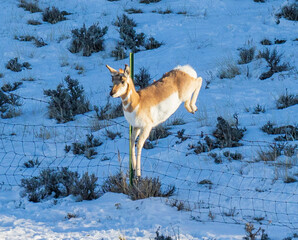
(258, 48), (289, 80)
(276, 3), (298, 21)
(243, 223), (269, 240)
(218, 61), (240, 79)
(257, 144), (282, 162)
(18, 0), (42, 13)
(27, 19), (42, 25)
(260, 38), (272, 45)
(276, 90), (298, 109)
(15, 35), (47, 47)
(238, 47), (255, 64)
(69, 23), (108, 56)
(6, 58), (31, 72)
(223, 151), (243, 160)
(140, 0), (161, 3)
(65, 134), (102, 159)
(111, 45), (128, 60)
(42, 7), (68, 24)
(105, 129), (122, 140)
(262, 121), (297, 141)
(112, 14), (162, 59)
(154, 228), (175, 240)
(1, 82), (22, 92)
(21, 168), (99, 202)
(275, 39), (286, 44)
(23, 159), (40, 168)
(0, 90), (22, 119)
(94, 100), (123, 121)
(125, 8), (143, 14)
(149, 125), (171, 141)
(134, 67), (152, 89)
(175, 129), (189, 144)
(44, 75), (90, 123)
(155, 8), (173, 14)
(253, 104), (266, 114)
(101, 171), (175, 200)
(189, 116), (246, 154)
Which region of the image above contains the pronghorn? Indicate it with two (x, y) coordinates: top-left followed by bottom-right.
(107, 64), (202, 177)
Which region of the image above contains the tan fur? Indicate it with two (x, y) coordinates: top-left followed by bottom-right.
(107, 64), (202, 177)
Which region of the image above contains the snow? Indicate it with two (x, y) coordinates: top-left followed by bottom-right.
(0, 0), (297, 239)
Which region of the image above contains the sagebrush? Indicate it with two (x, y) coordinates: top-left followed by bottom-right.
(44, 75), (90, 123)
(42, 7), (67, 24)
(101, 171), (175, 200)
(258, 48), (289, 80)
(69, 23), (108, 56)
(21, 168), (99, 202)
(0, 90), (22, 119)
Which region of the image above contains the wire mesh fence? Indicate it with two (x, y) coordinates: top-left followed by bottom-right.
(0, 116), (297, 231)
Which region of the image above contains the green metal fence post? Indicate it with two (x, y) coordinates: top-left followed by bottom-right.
(129, 52), (134, 186)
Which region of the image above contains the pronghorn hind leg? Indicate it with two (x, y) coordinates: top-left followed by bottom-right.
(136, 126), (152, 177)
(184, 100), (193, 113)
(131, 127), (140, 171)
(190, 77), (203, 113)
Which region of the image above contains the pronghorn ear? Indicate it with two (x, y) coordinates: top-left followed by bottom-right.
(124, 64), (130, 76)
(106, 65), (118, 75)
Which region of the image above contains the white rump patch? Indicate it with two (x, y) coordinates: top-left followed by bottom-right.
(174, 65), (197, 79)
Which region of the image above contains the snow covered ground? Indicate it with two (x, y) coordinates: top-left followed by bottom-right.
(0, 0), (297, 239)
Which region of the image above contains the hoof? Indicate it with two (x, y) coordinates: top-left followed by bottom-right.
(191, 107), (198, 113)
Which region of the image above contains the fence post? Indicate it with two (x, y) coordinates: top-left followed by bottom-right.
(129, 52), (134, 185)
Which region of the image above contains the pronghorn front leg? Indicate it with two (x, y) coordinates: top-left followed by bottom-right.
(130, 127), (140, 172)
(136, 126), (152, 177)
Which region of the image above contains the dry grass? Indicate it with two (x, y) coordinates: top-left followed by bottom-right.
(218, 59), (240, 79)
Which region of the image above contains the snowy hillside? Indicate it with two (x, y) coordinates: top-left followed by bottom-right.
(0, 0), (297, 239)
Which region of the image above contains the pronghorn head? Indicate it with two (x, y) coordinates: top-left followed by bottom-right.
(106, 64), (130, 98)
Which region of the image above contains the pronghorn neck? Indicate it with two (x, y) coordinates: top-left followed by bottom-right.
(121, 77), (139, 112)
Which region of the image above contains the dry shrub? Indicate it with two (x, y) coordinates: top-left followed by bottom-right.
(258, 48), (289, 80)
(1, 82), (22, 92)
(134, 67), (151, 89)
(257, 145), (282, 162)
(27, 19), (42, 25)
(149, 125), (171, 141)
(69, 23), (108, 56)
(94, 100), (123, 121)
(101, 172), (175, 200)
(276, 3), (298, 21)
(260, 39), (272, 45)
(276, 90), (298, 110)
(42, 7), (67, 24)
(6, 58), (31, 72)
(21, 168), (99, 202)
(0, 90), (22, 119)
(65, 134), (102, 159)
(18, 0), (42, 13)
(213, 116), (246, 148)
(238, 47), (255, 64)
(262, 121), (297, 141)
(218, 61), (240, 79)
(44, 76), (90, 123)
(140, 0), (161, 3)
(189, 116), (246, 155)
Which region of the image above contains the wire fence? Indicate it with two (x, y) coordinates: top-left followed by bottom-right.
(0, 93), (297, 231)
